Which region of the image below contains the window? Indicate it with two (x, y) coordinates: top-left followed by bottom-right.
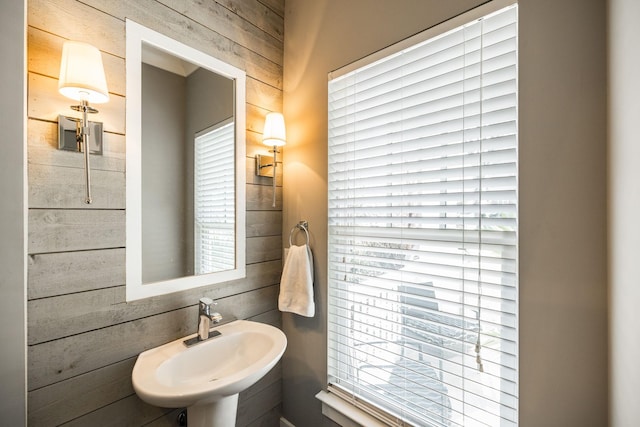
(194, 120), (236, 274)
(327, 2), (518, 426)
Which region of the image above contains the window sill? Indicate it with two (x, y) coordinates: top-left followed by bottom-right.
(315, 390), (388, 427)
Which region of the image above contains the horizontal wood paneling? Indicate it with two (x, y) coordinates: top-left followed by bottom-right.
(247, 185), (283, 211)
(28, 119), (125, 166)
(216, 0), (284, 42)
(246, 406), (282, 427)
(238, 361), (282, 427)
(60, 394), (171, 427)
(29, 132), (126, 171)
(29, 309), (283, 426)
(247, 308), (282, 329)
(76, 0), (282, 88)
(28, 163), (125, 209)
(156, 0), (283, 64)
(28, 209), (125, 254)
(247, 130), (265, 156)
(28, 357), (137, 426)
(247, 103), (274, 134)
(45, 366), (282, 427)
(28, 72), (125, 133)
(237, 380), (282, 426)
(145, 410), (184, 427)
(246, 155), (284, 187)
(28, 0), (125, 56)
(27, 0), (285, 424)
(28, 29), (277, 112)
(247, 235), (283, 264)
(258, 0), (285, 19)
(247, 210), (282, 238)
(28, 238), (280, 302)
(28, 248), (125, 299)
(28, 285), (279, 389)
(29, 308), (190, 390)
(28, 262), (282, 344)
(28, 26), (126, 96)
(241, 362), (282, 402)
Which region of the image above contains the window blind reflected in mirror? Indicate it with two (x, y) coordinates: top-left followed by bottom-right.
(195, 120), (236, 275)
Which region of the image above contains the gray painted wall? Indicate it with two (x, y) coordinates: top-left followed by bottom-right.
(141, 64), (235, 282)
(142, 63), (188, 283)
(0, 0), (26, 424)
(281, 1), (608, 426)
(186, 68), (234, 135)
(518, 1), (607, 424)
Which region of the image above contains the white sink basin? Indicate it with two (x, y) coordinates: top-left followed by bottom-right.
(132, 320), (286, 425)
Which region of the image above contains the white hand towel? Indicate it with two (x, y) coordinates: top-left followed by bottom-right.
(279, 244), (315, 317)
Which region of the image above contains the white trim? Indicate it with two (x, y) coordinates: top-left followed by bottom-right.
(279, 416), (296, 427)
(316, 390), (389, 427)
(328, 0), (517, 81)
(21, 0), (28, 419)
(125, 20), (246, 301)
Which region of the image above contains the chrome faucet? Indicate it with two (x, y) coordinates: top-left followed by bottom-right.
(197, 297), (223, 341)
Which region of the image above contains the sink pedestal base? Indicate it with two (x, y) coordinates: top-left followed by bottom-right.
(187, 394), (239, 427)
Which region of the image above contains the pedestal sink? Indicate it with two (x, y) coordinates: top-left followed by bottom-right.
(132, 320), (287, 427)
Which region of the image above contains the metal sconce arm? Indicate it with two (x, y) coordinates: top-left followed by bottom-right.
(70, 100), (98, 204)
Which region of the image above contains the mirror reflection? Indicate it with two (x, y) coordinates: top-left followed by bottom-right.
(125, 20), (246, 301)
(141, 43), (235, 284)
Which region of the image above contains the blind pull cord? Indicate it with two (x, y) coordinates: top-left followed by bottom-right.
(475, 291), (484, 373)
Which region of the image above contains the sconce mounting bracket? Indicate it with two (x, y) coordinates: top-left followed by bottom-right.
(255, 154), (276, 177)
(58, 115), (103, 155)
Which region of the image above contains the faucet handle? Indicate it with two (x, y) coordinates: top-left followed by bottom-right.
(199, 297), (214, 307)
(198, 297), (217, 317)
(210, 312), (223, 324)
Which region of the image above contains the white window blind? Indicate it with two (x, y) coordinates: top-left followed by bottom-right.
(194, 120), (236, 274)
(327, 3), (518, 427)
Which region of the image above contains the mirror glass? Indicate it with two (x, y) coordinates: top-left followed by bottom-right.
(126, 20), (246, 301)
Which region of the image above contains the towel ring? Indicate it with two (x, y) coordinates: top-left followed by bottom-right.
(289, 220), (310, 247)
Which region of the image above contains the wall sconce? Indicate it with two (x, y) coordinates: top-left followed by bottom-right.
(256, 112), (286, 207)
(58, 41), (109, 204)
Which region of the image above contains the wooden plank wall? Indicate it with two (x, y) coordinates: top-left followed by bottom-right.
(26, 0), (285, 425)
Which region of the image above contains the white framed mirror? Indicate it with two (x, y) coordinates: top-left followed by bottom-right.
(126, 20), (246, 301)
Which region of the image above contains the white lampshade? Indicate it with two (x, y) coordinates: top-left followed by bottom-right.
(262, 112), (286, 147)
(58, 41), (110, 104)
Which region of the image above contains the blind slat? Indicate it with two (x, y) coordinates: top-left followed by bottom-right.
(327, 4), (518, 427)
(195, 122), (236, 274)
